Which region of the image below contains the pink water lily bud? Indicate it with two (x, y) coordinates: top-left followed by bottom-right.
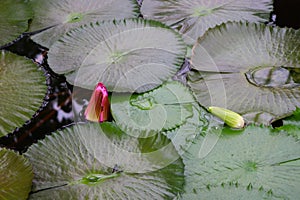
(84, 83), (110, 122)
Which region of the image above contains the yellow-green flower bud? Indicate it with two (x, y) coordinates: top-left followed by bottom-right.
(208, 106), (245, 128)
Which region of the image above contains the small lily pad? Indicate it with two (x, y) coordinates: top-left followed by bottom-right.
(141, 0), (272, 44)
(188, 22), (300, 124)
(25, 122), (184, 199)
(183, 125), (300, 199)
(0, 0), (33, 47)
(111, 81), (195, 137)
(0, 148), (33, 200)
(0, 51), (47, 136)
(28, 0), (139, 47)
(48, 19), (186, 93)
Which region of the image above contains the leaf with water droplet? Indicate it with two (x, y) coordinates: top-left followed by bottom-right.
(111, 81), (195, 137)
(188, 22), (300, 125)
(25, 122), (185, 199)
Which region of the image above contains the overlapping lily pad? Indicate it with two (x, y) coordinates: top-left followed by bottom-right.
(111, 81), (195, 137)
(183, 125), (300, 199)
(0, 0), (33, 47)
(25, 122), (184, 199)
(0, 148), (33, 200)
(163, 103), (208, 155)
(28, 0), (139, 47)
(0, 52), (47, 136)
(188, 22), (300, 124)
(276, 107), (300, 139)
(141, 0), (272, 44)
(48, 19), (186, 93)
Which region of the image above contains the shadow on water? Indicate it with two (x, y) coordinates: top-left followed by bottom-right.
(0, 0), (299, 152)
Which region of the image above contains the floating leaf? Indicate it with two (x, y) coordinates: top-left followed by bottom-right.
(188, 22), (300, 124)
(183, 125), (300, 199)
(181, 183), (281, 200)
(28, 0), (139, 47)
(141, 0), (272, 44)
(25, 122), (184, 199)
(111, 81), (195, 137)
(0, 51), (47, 136)
(163, 103), (208, 155)
(276, 107), (300, 139)
(0, 148), (33, 200)
(48, 19), (186, 93)
(0, 0), (33, 47)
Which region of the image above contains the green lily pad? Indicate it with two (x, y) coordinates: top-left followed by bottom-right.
(0, 148), (33, 200)
(0, 0), (33, 47)
(141, 0), (272, 44)
(276, 107), (300, 139)
(25, 122), (184, 199)
(163, 103), (208, 155)
(188, 22), (300, 124)
(111, 81), (195, 137)
(181, 183), (281, 200)
(48, 19), (186, 93)
(183, 125), (300, 199)
(28, 0), (139, 47)
(0, 51), (47, 136)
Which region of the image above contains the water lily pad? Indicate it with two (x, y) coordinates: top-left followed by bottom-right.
(141, 0), (272, 44)
(0, 51), (47, 136)
(188, 22), (300, 124)
(28, 0), (139, 47)
(48, 19), (186, 93)
(0, 0), (33, 47)
(25, 122), (184, 199)
(181, 183), (281, 200)
(183, 125), (300, 199)
(0, 148), (33, 200)
(111, 81), (195, 137)
(163, 103), (208, 155)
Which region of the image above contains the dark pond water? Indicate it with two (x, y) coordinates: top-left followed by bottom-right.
(0, 0), (299, 153)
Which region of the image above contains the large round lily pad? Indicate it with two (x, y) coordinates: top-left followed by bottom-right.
(0, 148), (33, 200)
(0, 52), (47, 136)
(183, 125), (300, 199)
(25, 122), (184, 199)
(141, 0), (272, 44)
(48, 19), (186, 93)
(28, 0), (139, 47)
(0, 0), (33, 47)
(188, 22), (300, 124)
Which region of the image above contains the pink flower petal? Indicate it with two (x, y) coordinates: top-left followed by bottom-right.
(84, 83), (110, 122)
